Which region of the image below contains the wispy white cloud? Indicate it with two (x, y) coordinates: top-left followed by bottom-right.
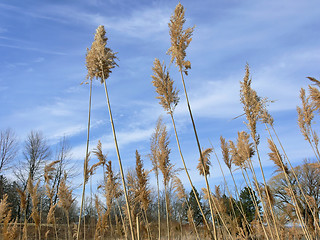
(71, 127), (155, 160)
(36, 4), (171, 39)
(0, 43), (66, 55)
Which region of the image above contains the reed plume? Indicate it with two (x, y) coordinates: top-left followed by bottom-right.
(17, 188), (27, 212)
(157, 121), (174, 240)
(17, 188), (27, 240)
(135, 150), (151, 239)
(149, 117), (164, 240)
(58, 173), (75, 240)
(297, 88), (320, 161)
(86, 25), (117, 82)
(197, 148), (212, 176)
(27, 178), (41, 240)
(44, 160), (60, 239)
(151, 59), (179, 113)
(267, 139), (289, 174)
(151, 48), (213, 240)
(240, 64), (262, 144)
(307, 77), (320, 112)
(167, 2), (194, 75)
(0, 194), (18, 240)
(240, 64), (281, 240)
(167, 4), (218, 238)
(227, 134), (271, 239)
(172, 176), (200, 240)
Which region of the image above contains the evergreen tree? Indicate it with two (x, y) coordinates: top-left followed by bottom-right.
(239, 186), (261, 223)
(187, 188), (204, 226)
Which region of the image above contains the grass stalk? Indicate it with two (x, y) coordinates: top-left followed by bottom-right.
(178, 68), (218, 240)
(211, 143), (254, 237)
(242, 167), (273, 240)
(164, 184), (170, 240)
(169, 112), (215, 239)
(76, 79), (92, 240)
(101, 69), (135, 240)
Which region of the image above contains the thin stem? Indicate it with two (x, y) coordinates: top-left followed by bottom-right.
(251, 138), (281, 240)
(241, 168), (270, 240)
(178, 67), (217, 240)
(169, 111), (214, 240)
(76, 79), (92, 240)
(155, 171), (161, 240)
(143, 208), (152, 240)
(269, 124), (320, 236)
(246, 158), (276, 240)
(211, 143), (254, 237)
(185, 200), (200, 240)
(116, 200), (128, 240)
(102, 73), (135, 240)
(136, 215), (140, 240)
(164, 184), (170, 240)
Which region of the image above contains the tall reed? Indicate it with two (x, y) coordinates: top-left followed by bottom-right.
(167, 4), (218, 238)
(86, 24), (135, 240)
(240, 64), (281, 240)
(151, 60), (213, 239)
(149, 117), (163, 240)
(77, 48), (94, 240)
(135, 150), (151, 240)
(172, 176), (200, 240)
(157, 121), (174, 240)
(27, 178), (41, 240)
(44, 160), (60, 240)
(0, 194), (18, 240)
(58, 173), (76, 240)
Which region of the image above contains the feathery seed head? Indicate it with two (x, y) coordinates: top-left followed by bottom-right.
(16, 188), (27, 211)
(58, 174), (75, 213)
(197, 147), (213, 176)
(152, 59), (179, 113)
(258, 97), (274, 126)
(172, 176), (186, 200)
(47, 203), (57, 224)
(167, 3), (195, 75)
(135, 150), (151, 211)
(86, 25), (118, 82)
(267, 138), (289, 174)
(93, 140), (107, 166)
(230, 132), (254, 168)
(240, 64), (262, 144)
(307, 77), (320, 112)
(220, 136), (232, 169)
(44, 160), (60, 184)
(237, 131), (255, 162)
(297, 88), (315, 141)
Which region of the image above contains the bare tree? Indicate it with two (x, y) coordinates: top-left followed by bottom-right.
(52, 136), (76, 205)
(269, 160), (320, 231)
(0, 128), (18, 199)
(14, 130), (51, 217)
(0, 128), (18, 173)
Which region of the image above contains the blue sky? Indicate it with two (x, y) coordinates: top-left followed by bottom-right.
(1, 0), (320, 197)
